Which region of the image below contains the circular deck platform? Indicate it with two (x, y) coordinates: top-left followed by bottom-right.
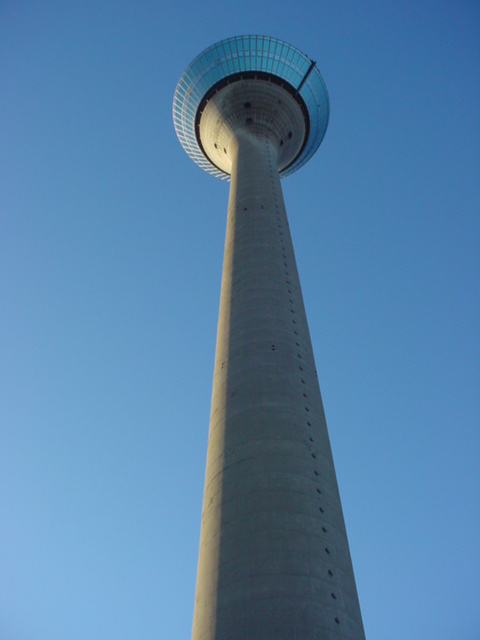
(173, 35), (329, 180)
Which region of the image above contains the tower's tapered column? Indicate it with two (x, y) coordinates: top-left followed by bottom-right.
(173, 33), (365, 640)
(191, 130), (365, 640)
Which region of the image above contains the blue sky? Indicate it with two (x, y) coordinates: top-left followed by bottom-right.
(1, 1), (479, 638)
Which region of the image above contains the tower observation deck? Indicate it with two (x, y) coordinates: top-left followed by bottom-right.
(173, 35), (366, 640)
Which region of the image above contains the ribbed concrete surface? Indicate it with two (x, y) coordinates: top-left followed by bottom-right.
(198, 79), (305, 175)
(191, 126), (365, 639)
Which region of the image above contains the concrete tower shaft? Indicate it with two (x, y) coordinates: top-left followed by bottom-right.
(173, 35), (365, 640)
(191, 128), (365, 639)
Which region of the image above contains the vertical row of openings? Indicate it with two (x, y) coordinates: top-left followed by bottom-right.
(277, 189), (337, 630)
(277, 179), (331, 608)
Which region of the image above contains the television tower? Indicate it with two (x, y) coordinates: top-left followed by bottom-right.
(173, 35), (366, 640)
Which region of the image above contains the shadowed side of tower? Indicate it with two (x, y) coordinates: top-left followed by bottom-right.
(173, 36), (366, 640)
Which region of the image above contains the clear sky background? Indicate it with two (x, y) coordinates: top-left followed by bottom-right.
(1, 2), (479, 639)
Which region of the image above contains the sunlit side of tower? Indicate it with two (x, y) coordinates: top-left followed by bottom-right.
(173, 36), (365, 640)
